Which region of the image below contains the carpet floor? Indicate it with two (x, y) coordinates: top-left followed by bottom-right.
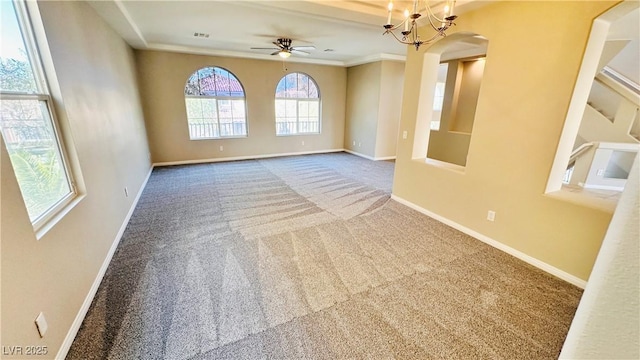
(67, 152), (582, 360)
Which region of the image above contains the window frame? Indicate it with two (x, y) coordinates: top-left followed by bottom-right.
(1, 0), (77, 231)
(183, 66), (248, 140)
(274, 72), (321, 136)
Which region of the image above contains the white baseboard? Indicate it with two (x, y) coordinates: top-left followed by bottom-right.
(390, 194), (587, 289)
(153, 148), (345, 167)
(56, 167), (154, 360)
(343, 149), (395, 161)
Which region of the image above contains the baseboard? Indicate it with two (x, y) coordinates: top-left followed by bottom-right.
(153, 148), (345, 167)
(390, 194), (588, 289)
(56, 167), (154, 360)
(343, 149), (396, 161)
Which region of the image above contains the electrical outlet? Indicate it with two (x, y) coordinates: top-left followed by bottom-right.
(358, 142), (361, 147)
(301, 140), (305, 146)
(487, 210), (496, 222)
(35, 312), (48, 338)
(402, 130), (407, 139)
(124, 187), (128, 197)
(596, 169), (604, 176)
(353, 140), (356, 146)
(219, 145), (224, 151)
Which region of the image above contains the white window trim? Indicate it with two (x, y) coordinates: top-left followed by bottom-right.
(274, 73), (321, 136)
(184, 66), (249, 140)
(1, 0), (80, 235)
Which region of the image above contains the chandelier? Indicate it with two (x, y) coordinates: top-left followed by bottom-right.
(383, 0), (458, 51)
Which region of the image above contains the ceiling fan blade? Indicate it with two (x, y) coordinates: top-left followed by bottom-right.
(290, 49), (310, 56)
(270, 51), (281, 56)
(273, 41), (284, 48)
(251, 47), (280, 50)
(292, 46), (316, 51)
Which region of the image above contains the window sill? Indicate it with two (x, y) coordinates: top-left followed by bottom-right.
(189, 136), (248, 141)
(35, 193), (85, 240)
(276, 133), (321, 137)
(544, 184), (618, 213)
(413, 157), (466, 174)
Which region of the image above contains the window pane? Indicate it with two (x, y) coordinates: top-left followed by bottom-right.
(218, 100), (232, 120)
(1, 99), (71, 221)
(185, 98), (203, 119)
(184, 73), (200, 95)
(308, 101), (319, 117)
(297, 73), (309, 98)
(275, 79), (287, 98)
(198, 68), (216, 96)
(275, 99), (286, 119)
(308, 81), (319, 98)
(201, 98), (217, 121)
(231, 100), (245, 119)
(285, 100), (296, 118)
(0, 1), (37, 93)
(214, 68), (231, 97)
(299, 101), (309, 117)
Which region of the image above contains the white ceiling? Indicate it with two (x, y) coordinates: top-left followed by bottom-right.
(88, 0), (489, 67)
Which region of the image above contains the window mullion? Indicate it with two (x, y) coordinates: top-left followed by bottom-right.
(296, 99), (300, 129)
(215, 99), (221, 136)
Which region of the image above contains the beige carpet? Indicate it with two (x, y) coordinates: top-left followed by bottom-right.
(67, 152), (582, 359)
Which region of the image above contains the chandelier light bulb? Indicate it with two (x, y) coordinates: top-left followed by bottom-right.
(404, 9), (410, 31)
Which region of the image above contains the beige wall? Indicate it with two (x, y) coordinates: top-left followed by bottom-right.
(135, 51), (346, 164)
(376, 61), (405, 158)
(345, 61), (405, 159)
(345, 62), (381, 158)
(394, 1), (618, 281)
(1, 1), (151, 357)
(451, 59), (485, 133)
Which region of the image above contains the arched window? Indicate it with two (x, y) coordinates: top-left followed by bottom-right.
(184, 67), (247, 139)
(275, 72), (320, 135)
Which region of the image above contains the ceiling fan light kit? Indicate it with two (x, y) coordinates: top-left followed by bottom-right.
(383, 0), (458, 51)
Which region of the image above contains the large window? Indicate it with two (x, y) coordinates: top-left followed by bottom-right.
(0, 0), (75, 226)
(275, 72), (320, 135)
(184, 67), (247, 139)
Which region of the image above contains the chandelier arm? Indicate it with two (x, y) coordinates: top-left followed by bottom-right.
(425, 9), (446, 32)
(422, 31), (445, 44)
(384, 17), (410, 33)
(385, 29), (414, 45)
(423, 0), (448, 24)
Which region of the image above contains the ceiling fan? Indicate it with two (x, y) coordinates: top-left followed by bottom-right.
(251, 38), (315, 59)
